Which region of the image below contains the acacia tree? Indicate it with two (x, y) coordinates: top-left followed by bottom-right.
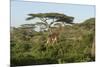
(17, 24), (36, 40)
(26, 13), (74, 32)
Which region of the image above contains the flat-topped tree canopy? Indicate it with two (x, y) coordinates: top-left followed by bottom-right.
(26, 13), (74, 32)
(26, 13), (74, 24)
(20, 24), (36, 29)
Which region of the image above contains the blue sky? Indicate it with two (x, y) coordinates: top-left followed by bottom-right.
(11, 0), (95, 27)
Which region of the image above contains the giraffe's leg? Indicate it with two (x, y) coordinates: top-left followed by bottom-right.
(56, 38), (57, 44)
(46, 38), (50, 47)
(55, 37), (57, 44)
(46, 39), (49, 44)
(52, 37), (56, 45)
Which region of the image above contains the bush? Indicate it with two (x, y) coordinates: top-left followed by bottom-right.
(11, 18), (95, 66)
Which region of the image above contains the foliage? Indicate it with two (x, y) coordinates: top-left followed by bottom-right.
(26, 13), (74, 33)
(11, 17), (95, 66)
(26, 13), (74, 24)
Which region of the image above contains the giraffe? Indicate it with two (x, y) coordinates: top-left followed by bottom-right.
(46, 23), (63, 45)
(46, 31), (59, 45)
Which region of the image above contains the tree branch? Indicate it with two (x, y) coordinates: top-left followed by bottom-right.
(39, 17), (48, 24)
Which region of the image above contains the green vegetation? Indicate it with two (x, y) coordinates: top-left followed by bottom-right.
(11, 13), (95, 66)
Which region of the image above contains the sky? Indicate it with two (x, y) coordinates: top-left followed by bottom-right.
(11, 0), (95, 27)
